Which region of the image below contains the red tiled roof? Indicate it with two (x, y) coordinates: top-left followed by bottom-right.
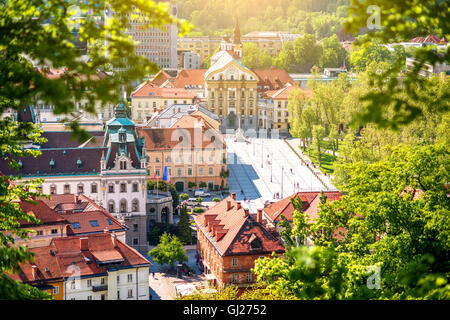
(196, 195), (284, 256)
(263, 191), (343, 223)
(150, 70), (173, 87)
(262, 85), (311, 100)
(52, 233), (150, 278)
(252, 67), (295, 92)
(41, 194), (126, 235)
(18, 199), (68, 226)
(170, 115), (216, 130)
(131, 84), (198, 99)
(172, 69), (207, 88)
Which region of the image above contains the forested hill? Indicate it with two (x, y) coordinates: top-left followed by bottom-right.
(178, 0), (350, 38)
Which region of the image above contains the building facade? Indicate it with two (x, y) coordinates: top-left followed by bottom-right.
(194, 193), (285, 290)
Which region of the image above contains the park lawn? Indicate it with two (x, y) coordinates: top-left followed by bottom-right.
(305, 147), (337, 174)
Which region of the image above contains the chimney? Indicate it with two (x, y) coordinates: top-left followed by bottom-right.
(103, 227), (109, 234)
(236, 202), (241, 210)
(231, 192), (236, 200)
(227, 200), (232, 211)
(244, 208), (249, 217)
(257, 209), (263, 224)
(112, 234), (117, 248)
(31, 265), (38, 280)
(80, 237), (89, 251)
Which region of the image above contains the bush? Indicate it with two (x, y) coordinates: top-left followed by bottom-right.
(213, 197), (221, 202)
(193, 207), (205, 213)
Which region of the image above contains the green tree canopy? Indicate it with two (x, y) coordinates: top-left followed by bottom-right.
(148, 233), (189, 269)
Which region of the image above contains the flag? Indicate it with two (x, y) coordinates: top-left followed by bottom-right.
(163, 166), (168, 182)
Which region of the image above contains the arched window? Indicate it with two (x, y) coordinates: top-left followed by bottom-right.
(91, 183), (98, 194)
(131, 199), (139, 212)
(132, 183), (139, 192)
(120, 199), (127, 213)
(50, 184), (57, 195)
(64, 184), (70, 194)
(77, 183), (84, 194)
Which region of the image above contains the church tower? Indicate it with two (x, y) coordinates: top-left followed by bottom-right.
(232, 16), (242, 60)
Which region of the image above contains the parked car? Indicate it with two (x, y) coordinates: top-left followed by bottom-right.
(194, 190), (210, 197)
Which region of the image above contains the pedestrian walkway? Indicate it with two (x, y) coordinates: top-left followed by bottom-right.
(225, 137), (334, 211)
(285, 138), (337, 190)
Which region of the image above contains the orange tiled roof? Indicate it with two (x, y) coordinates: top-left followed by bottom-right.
(262, 85), (312, 100)
(170, 115), (216, 130)
(196, 195), (285, 256)
(131, 84), (198, 99)
(263, 191), (343, 223)
(252, 67), (295, 91)
(18, 199), (68, 227)
(172, 69), (207, 88)
(150, 70), (173, 87)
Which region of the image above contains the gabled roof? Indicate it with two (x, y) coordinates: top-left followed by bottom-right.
(18, 199), (68, 227)
(263, 191), (343, 223)
(40, 131), (105, 149)
(173, 69), (207, 88)
(262, 84), (312, 100)
(195, 195), (284, 256)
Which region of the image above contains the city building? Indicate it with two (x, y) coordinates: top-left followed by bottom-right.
(262, 191), (343, 236)
(138, 118), (227, 192)
(142, 103), (220, 130)
(108, 0), (178, 71)
(0, 103), (149, 253)
(130, 84), (198, 123)
(10, 233), (151, 300)
(259, 84), (311, 132)
(178, 50), (202, 69)
(194, 193), (285, 290)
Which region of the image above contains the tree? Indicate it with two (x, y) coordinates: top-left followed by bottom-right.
(328, 124), (340, 156)
(196, 197), (204, 205)
(188, 181), (197, 189)
(180, 193), (189, 201)
(349, 41), (392, 73)
(199, 181), (207, 189)
(177, 204), (192, 245)
(213, 197), (221, 203)
(344, 0), (450, 129)
(312, 125), (326, 167)
(148, 233), (188, 269)
(274, 34), (322, 73)
(0, 0), (188, 298)
(253, 144), (450, 300)
(242, 43), (274, 69)
(318, 34), (348, 69)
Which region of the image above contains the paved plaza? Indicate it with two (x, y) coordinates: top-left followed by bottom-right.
(226, 137), (337, 212)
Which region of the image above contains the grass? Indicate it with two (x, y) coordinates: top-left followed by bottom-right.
(305, 146), (337, 174)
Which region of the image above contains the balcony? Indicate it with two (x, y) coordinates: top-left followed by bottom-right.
(92, 284), (108, 292)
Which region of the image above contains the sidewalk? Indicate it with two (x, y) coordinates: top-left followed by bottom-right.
(285, 138), (337, 191)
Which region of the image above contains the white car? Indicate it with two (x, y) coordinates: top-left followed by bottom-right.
(194, 190), (210, 197)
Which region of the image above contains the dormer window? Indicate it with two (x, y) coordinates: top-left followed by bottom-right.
(49, 159), (55, 169)
(76, 159), (82, 168)
(120, 161), (127, 170)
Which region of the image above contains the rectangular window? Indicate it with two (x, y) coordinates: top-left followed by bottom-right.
(87, 280), (92, 288)
(127, 289), (133, 298)
(117, 290), (120, 300)
(50, 185), (56, 195)
(64, 185), (70, 194)
(128, 274), (133, 283)
(36, 230), (43, 236)
(188, 168), (192, 175)
(117, 275), (120, 284)
(133, 224), (138, 232)
(89, 220), (99, 227)
(91, 184), (97, 193)
(177, 168), (182, 176)
(53, 286), (59, 295)
(77, 185), (84, 194)
(101, 278), (105, 285)
(232, 257), (238, 266)
(232, 273), (238, 283)
(208, 167), (213, 175)
(72, 222), (81, 229)
(246, 273), (252, 283)
(120, 183), (126, 193)
(107, 219), (112, 225)
(133, 238), (139, 245)
(51, 229), (58, 234)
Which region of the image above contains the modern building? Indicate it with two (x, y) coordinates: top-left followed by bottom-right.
(109, 0), (178, 71)
(10, 233), (151, 300)
(194, 192), (285, 290)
